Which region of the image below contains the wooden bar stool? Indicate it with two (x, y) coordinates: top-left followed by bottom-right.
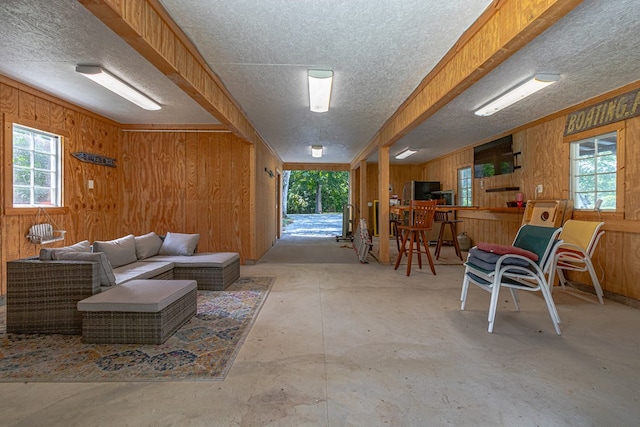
(434, 208), (463, 261)
(394, 200), (437, 276)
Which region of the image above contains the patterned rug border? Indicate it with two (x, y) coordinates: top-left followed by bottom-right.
(0, 276), (275, 383)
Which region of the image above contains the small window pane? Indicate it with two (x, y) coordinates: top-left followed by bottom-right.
(575, 175), (595, 192)
(13, 149), (31, 167)
(34, 188), (53, 205)
(598, 154), (616, 173)
(34, 152), (53, 170)
(12, 124), (62, 207)
(13, 131), (32, 149)
(571, 131), (617, 210)
(34, 134), (55, 153)
(577, 158), (595, 175)
(598, 172), (616, 190)
(457, 166), (472, 206)
(34, 170), (53, 187)
(13, 188), (31, 205)
(14, 169), (31, 186)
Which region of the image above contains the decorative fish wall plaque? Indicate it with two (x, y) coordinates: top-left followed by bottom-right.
(72, 152), (116, 167)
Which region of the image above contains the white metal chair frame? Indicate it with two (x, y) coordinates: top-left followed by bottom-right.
(550, 220), (605, 304)
(460, 225), (563, 335)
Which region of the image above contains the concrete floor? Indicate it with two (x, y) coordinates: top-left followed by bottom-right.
(2, 238), (639, 426)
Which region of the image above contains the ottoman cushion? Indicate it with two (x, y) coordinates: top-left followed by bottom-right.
(77, 279), (197, 344)
(143, 252), (239, 267)
(78, 279), (196, 312)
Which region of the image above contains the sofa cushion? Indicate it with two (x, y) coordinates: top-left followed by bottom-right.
(39, 240), (90, 261)
(158, 232), (200, 256)
(53, 251), (116, 287)
(144, 252), (239, 267)
(92, 234), (137, 268)
(112, 261), (175, 285)
(135, 232), (163, 260)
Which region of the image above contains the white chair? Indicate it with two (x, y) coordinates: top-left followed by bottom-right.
(460, 225), (563, 334)
(551, 220), (605, 304)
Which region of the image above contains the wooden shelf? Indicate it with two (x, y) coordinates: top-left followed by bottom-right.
(485, 187), (520, 192)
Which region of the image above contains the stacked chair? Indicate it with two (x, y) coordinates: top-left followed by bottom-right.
(460, 224), (563, 334)
(551, 220), (605, 304)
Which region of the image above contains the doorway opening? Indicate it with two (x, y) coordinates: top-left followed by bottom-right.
(281, 170), (349, 237)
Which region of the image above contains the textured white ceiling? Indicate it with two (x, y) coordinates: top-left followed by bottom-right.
(394, 0), (640, 164)
(0, 0), (218, 125)
(1, 0), (639, 166)
(158, 0), (494, 163)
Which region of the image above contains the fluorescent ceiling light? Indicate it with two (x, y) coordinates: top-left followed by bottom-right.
(474, 73), (560, 117)
(76, 65), (161, 111)
(395, 148), (417, 159)
(311, 145), (323, 158)
(308, 70), (333, 113)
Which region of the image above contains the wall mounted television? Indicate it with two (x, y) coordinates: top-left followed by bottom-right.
(473, 135), (514, 178)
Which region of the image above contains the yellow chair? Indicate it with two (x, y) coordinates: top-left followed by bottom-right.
(551, 220), (605, 304)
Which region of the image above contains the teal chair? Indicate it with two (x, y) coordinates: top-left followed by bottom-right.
(460, 225), (563, 334)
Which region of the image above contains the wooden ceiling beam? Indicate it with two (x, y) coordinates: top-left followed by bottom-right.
(352, 0), (583, 168)
(78, 0), (268, 150)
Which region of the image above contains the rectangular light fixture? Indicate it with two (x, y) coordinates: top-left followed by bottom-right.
(395, 148), (417, 159)
(474, 73), (560, 117)
(308, 70), (333, 113)
(311, 145), (323, 158)
(76, 65), (161, 111)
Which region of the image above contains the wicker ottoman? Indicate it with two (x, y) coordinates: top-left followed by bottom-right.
(77, 279), (197, 344)
(141, 253), (241, 290)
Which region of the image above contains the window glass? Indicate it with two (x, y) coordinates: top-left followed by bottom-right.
(457, 167), (472, 206)
(12, 124), (62, 207)
(571, 131), (617, 210)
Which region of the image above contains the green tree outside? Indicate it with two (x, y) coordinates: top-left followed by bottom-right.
(284, 170), (349, 214)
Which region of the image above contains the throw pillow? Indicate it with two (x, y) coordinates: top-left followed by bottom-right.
(134, 232), (163, 259)
(158, 232), (200, 256)
(92, 234), (137, 268)
(53, 251), (116, 287)
(476, 242), (539, 261)
(39, 240), (91, 261)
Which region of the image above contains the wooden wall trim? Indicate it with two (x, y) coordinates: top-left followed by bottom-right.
(352, 0), (582, 168)
(0, 75), (120, 127)
(121, 123), (230, 132)
(282, 163), (350, 171)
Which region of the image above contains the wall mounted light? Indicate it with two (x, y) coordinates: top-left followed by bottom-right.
(395, 148), (417, 159)
(474, 73), (560, 117)
(76, 65), (161, 111)
(311, 145), (323, 158)
(308, 70), (333, 113)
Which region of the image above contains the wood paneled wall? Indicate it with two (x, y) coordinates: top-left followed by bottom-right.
(422, 104), (640, 301)
(1, 79), (121, 295)
(120, 130), (280, 264)
(363, 163), (423, 226)
(1, 77), (281, 294)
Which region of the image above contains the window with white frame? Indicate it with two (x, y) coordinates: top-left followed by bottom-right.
(457, 166), (472, 206)
(12, 124), (62, 207)
(570, 131), (617, 210)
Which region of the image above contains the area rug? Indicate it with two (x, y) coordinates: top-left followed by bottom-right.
(0, 276), (274, 382)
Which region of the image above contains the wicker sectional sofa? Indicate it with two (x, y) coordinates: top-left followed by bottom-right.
(6, 232), (240, 335)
